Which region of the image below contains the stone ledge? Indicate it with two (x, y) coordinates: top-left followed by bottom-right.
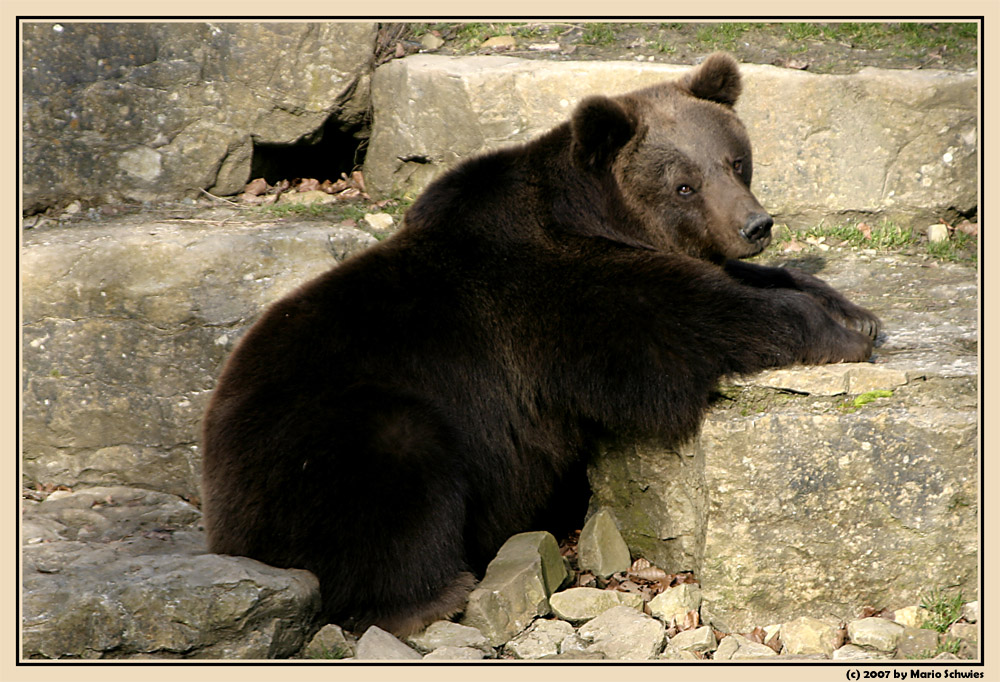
(364, 55), (976, 227)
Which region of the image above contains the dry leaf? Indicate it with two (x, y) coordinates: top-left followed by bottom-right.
(955, 220), (978, 236)
(630, 566), (668, 581)
(297, 178), (321, 192)
(765, 633), (782, 654)
(238, 192), (264, 205)
(244, 178), (269, 196)
(630, 557), (651, 572)
(351, 170), (367, 194)
(857, 222), (873, 240)
(682, 610), (700, 631)
(674, 572), (698, 586)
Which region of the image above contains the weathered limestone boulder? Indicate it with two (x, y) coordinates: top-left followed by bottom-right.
(588, 439), (707, 574)
(461, 531), (566, 646)
(648, 583), (703, 626)
(847, 617), (905, 652)
(779, 616), (843, 657)
(422, 646), (486, 660)
(575, 507), (631, 577)
(22, 216), (378, 499)
(576, 605), (666, 660)
(21, 486), (320, 659)
(895, 627), (941, 659)
(590, 251), (978, 632)
(406, 620), (491, 654)
(22, 22), (377, 213)
(365, 55), (976, 227)
(354, 627), (422, 660)
(506, 619), (576, 659)
(302, 624), (354, 659)
(668, 625), (717, 653)
(833, 644), (893, 661)
(548, 587), (643, 624)
(714, 633), (778, 660)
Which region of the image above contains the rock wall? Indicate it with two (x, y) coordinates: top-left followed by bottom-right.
(22, 486), (320, 658)
(364, 55), (977, 228)
(22, 21), (377, 213)
(588, 252), (979, 631)
(21, 214), (378, 498)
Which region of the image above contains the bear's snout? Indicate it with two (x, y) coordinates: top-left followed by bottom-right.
(740, 213), (773, 243)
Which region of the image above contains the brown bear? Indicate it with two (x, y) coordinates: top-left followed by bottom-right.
(201, 53), (879, 637)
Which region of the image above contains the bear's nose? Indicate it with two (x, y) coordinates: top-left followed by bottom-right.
(741, 214), (773, 242)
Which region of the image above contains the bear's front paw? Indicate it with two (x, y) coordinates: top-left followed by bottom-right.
(840, 305), (881, 342)
(807, 328), (874, 365)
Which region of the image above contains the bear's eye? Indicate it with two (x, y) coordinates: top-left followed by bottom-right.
(732, 159), (744, 174)
(677, 184), (695, 196)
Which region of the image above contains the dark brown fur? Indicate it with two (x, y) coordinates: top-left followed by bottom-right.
(201, 53), (879, 636)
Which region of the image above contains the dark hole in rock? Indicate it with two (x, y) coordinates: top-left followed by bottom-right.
(250, 114), (366, 185)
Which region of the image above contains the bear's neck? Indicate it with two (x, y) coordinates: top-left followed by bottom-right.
(402, 122), (653, 251)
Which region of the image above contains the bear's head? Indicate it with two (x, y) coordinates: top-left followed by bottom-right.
(571, 53), (772, 262)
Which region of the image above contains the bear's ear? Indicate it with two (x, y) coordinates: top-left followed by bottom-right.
(571, 95), (637, 169)
(682, 52), (742, 107)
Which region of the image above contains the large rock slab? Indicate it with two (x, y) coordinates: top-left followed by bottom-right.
(590, 250), (978, 632)
(21, 214), (375, 497)
(22, 22), (377, 212)
(461, 531), (566, 646)
(21, 486), (321, 659)
(364, 55), (976, 227)
(22, 216), (378, 499)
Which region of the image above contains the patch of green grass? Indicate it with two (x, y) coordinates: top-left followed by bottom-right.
(927, 230), (978, 263)
(252, 202), (340, 219)
(693, 23), (753, 49)
(784, 21), (979, 58)
(837, 389), (893, 413)
(911, 637), (962, 660)
(650, 37), (677, 55)
(782, 22), (828, 42)
(580, 23), (617, 46)
(775, 218), (977, 264)
(853, 390), (894, 407)
(421, 21), (551, 46)
(920, 588), (965, 633)
(826, 221), (917, 251)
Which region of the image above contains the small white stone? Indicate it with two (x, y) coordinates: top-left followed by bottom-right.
(927, 224), (950, 243)
(363, 213), (395, 232)
(893, 605), (932, 629)
(669, 625), (716, 653)
(419, 33), (445, 51)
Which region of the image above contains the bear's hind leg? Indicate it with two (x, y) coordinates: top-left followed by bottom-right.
(372, 571), (477, 636)
(314, 386), (478, 637)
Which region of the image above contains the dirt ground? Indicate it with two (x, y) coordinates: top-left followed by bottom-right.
(386, 21), (979, 74)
